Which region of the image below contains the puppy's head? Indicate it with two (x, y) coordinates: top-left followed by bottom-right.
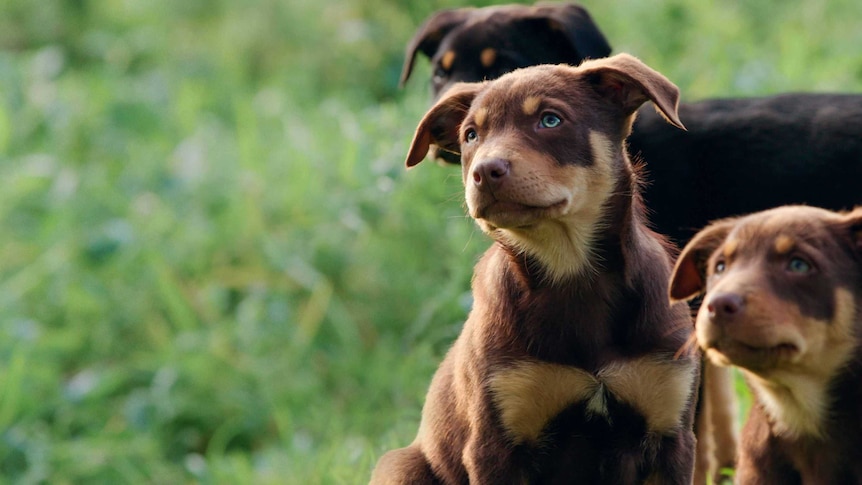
(406, 54), (683, 282)
(669, 206), (862, 378)
(401, 3), (612, 99)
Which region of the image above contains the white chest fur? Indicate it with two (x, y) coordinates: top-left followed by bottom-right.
(488, 355), (697, 444)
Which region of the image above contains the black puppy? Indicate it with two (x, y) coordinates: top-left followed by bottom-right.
(402, 2), (862, 246)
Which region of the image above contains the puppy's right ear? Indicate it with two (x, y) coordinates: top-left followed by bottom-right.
(580, 53), (685, 130)
(400, 8), (474, 87)
(405, 82), (482, 168)
(838, 206), (862, 257)
(669, 220), (735, 302)
(526, 3), (612, 61)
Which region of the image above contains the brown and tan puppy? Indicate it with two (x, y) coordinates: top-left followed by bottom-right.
(404, 6), (740, 481)
(372, 54), (699, 484)
(669, 205), (862, 484)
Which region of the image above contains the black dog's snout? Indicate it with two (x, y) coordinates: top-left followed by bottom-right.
(706, 292), (745, 321)
(472, 159), (510, 190)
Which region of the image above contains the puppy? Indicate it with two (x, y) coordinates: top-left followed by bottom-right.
(402, 3), (862, 245)
(403, 4), (745, 481)
(372, 54), (699, 484)
(669, 205), (862, 483)
(400, 3), (610, 100)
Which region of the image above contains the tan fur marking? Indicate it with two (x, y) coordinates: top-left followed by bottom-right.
(547, 19), (563, 32)
(441, 50), (456, 71)
(480, 48), (496, 68)
(599, 355), (698, 434)
(774, 235), (796, 255)
(490, 354), (696, 444)
(522, 96), (541, 116)
(746, 288), (857, 439)
(474, 107), (487, 128)
(490, 361), (598, 444)
(723, 238), (738, 259)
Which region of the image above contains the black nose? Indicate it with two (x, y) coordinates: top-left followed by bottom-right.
(706, 292), (745, 321)
(472, 159), (510, 190)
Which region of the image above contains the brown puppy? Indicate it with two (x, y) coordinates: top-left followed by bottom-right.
(372, 54), (699, 484)
(669, 205), (862, 484)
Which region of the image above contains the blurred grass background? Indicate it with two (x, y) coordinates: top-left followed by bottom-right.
(0, 0), (860, 483)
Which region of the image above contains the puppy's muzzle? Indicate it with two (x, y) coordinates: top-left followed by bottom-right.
(700, 289), (801, 369)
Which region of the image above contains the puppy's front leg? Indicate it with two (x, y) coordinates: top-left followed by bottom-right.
(461, 390), (528, 484)
(648, 429), (696, 485)
(463, 428), (526, 484)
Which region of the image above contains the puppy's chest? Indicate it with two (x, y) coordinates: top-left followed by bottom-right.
(488, 355), (696, 445)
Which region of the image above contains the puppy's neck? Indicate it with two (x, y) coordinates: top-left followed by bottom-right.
(745, 355), (861, 442)
(746, 371), (832, 440)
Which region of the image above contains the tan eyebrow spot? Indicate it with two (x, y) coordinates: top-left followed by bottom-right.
(774, 235), (796, 254)
(441, 51), (456, 71)
(522, 96), (542, 116)
(723, 239), (738, 259)
(474, 107), (487, 128)
(480, 48), (497, 68)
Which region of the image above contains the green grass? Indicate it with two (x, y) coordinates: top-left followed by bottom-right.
(0, 0), (860, 482)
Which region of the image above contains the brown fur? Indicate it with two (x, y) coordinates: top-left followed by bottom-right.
(669, 205), (862, 484)
(372, 54), (699, 484)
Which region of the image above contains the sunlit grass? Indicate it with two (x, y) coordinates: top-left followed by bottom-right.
(0, 0), (859, 482)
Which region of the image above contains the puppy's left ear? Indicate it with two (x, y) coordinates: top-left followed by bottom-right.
(669, 219), (735, 302)
(580, 53), (685, 130)
(405, 82), (483, 168)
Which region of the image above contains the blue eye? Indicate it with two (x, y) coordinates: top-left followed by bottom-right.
(465, 129), (478, 143)
(787, 257), (812, 274)
(540, 113), (562, 128)
(715, 261), (726, 274)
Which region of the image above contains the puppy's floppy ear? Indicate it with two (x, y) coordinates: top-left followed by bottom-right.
(837, 206), (862, 257)
(669, 219), (735, 302)
(405, 82), (483, 168)
(400, 8), (475, 87)
(580, 53), (685, 130)
(525, 3), (612, 61)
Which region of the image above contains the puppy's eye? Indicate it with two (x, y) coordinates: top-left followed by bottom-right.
(465, 129), (478, 143)
(539, 113), (562, 129)
(787, 257), (812, 274)
(433, 67), (448, 81)
(714, 261), (726, 274)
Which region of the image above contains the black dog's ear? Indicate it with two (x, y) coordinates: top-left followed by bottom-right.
(405, 82), (483, 168)
(400, 8), (475, 87)
(669, 219), (736, 302)
(580, 53), (685, 130)
(524, 3), (612, 62)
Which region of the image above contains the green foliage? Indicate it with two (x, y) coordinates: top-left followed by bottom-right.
(0, 0), (859, 482)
